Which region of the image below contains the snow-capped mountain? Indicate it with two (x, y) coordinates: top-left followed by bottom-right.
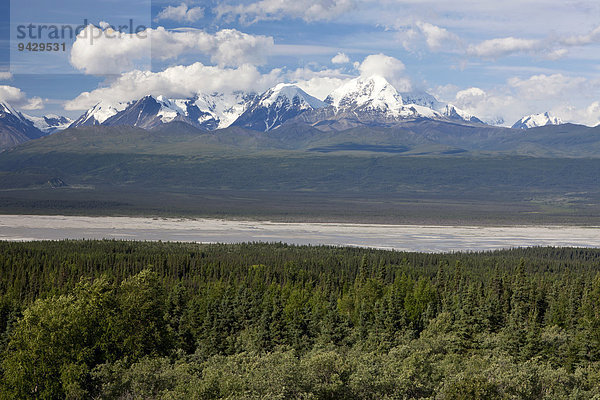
(232, 84), (327, 131)
(399, 91), (444, 111)
(194, 92), (258, 130)
(102, 96), (199, 129)
(443, 105), (484, 124)
(323, 75), (486, 125)
(72, 93), (256, 131)
(325, 75), (441, 120)
(70, 101), (130, 128)
(398, 91), (483, 124)
(69, 76), (486, 133)
(512, 112), (563, 130)
(0, 102), (46, 149)
(289, 76), (486, 130)
(24, 114), (73, 134)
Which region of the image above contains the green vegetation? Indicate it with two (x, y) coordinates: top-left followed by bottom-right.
(1, 125), (600, 224)
(0, 151), (599, 224)
(1, 241), (600, 398)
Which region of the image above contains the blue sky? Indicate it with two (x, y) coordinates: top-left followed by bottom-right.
(2, 0), (600, 126)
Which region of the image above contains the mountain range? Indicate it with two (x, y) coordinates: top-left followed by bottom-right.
(68, 75), (487, 133)
(0, 74), (585, 151)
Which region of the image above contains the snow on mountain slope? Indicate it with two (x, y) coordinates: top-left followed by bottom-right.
(194, 92), (257, 129)
(325, 76), (455, 121)
(24, 114), (73, 134)
(69, 77), (486, 132)
(0, 102), (46, 149)
(512, 112), (563, 129)
(260, 83), (327, 110)
(72, 92), (257, 131)
(233, 84), (327, 131)
(70, 101), (130, 128)
(102, 96), (194, 129)
(292, 76), (486, 130)
(398, 91), (484, 124)
(325, 75), (408, 117)
(443, 105), (484, 124)
(399, 91), (443, 111)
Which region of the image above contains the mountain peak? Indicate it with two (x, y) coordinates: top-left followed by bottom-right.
(512, 112), (563, 130)
(260, 83), (327, 109)
(233, 83), (327, 131)
(0, 100), (46, 148)
(70, 101), (131, 128)
(325, 75), (404, 115)
(0, 101), (26, 120)
(444, 104), (484, 124)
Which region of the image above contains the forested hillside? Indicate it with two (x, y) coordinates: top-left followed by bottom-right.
(1, 241), (600, 398)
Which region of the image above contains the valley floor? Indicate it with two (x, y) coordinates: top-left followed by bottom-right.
(1, 186), (599, 226)
(0, 214), (599, 252)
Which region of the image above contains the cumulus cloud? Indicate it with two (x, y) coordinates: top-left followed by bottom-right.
(70, 25), (150, 75)
(399, 21), (461, 52)
(65, 63), (283, 110)
(331, 52), (350, 64)
(155, 3), (205, 23)
(216, 0), (356, 24)
(550, 101), (600, 127)
(285, 67), (352, 99)
(416, 21), (460, 51)
(455, 87), (487, 106)
(357, 54), (411, 91)
(65, 61), (354, 109)
(0, 86), (44, 110)
(70, 25), (274, 75)
(0, 72), (12, 80)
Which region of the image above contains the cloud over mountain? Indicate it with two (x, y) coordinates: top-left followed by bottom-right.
(70, 25), (274, 75)
(0, 86), (43, 110)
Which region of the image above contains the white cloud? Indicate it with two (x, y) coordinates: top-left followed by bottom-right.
(465, 25), (600, 59)
(561, 25), (600, 46)
(392, 15), (600, 60)
(0, 86), (44, 110)
(436, 73), (600, 127)
(455, 87), (487, 106)
(65, 61), (354, 109)
(70, 25), (150, 75)
(70, 25), (274, 75)
(416, 21), (459, 51)
(450, 87), (517, 126)
(285, 67), (352, 99)
(507, 74), (589, 100)
(216, 0), (356, 24)
(331, 52), (350, 64)
(550, 101), (600, 127)
(0, 72), (13, 80)
(155, 3), (205, 23)
(467, 37), (542, 58)
(20, 97), (44, 111)
(65, 63), (283, 110)
(357, 53), (411, 91)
